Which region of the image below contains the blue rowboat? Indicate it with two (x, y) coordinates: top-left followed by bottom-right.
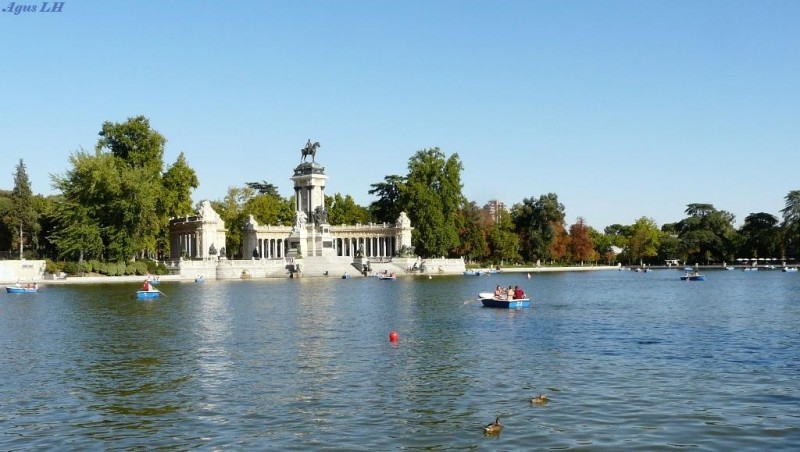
(6, 286), (38, 294)
(479, 295), (531, 308)
(136, 289), (161, 299)
(680, 274), (706, 281)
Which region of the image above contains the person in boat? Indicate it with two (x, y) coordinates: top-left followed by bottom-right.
(507, 286), (515, 300)
(142, 279), (152, 291)
(514, 285), (525, 299)
(494, 285), (503, 300)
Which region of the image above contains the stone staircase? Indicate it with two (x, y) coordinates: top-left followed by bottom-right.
(294, 256), (364, 278)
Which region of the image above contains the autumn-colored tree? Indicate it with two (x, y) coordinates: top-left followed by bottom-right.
(569, 217), (597, 264)
(550, 222), (571, 263)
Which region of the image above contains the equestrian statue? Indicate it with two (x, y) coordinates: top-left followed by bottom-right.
(301, 139), (321, 163)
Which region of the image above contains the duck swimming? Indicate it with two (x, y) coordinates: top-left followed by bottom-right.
(530, 394), (549, 405)
(483, 417), (503, 435)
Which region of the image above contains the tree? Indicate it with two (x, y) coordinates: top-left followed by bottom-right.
(488, 209), (520, 264)
(590, 228), (617, 264)
(550, 222), (570, 263)
(212, 186), (255, 259)
(738, 212), (781, 259)
(0, 190), (12, 252)
(327, 194), (370, 225)
(48, 199), (104, 261)
(368, 175), (406, 224)
(51, 151), (118, 261)
(51, 116), (198, 261)
(452, 201), (490, 263)
(245, 192), (295, 226)
(4, 160), (39, 259)
(511, 193), (566, 262)
(403, 148), (464, 257)
(245, 180), (280, 197)
(96, 115), (165, 171)
(625, 217), (661, 265)
(569, 217), (597, 264)
(676, 203), (738, 264)
(656, 228), (683, 265)
(781, 190), (800, 258)
(162, 152), (200, 218)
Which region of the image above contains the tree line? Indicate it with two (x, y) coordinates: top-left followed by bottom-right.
(2, 116), (800, 271)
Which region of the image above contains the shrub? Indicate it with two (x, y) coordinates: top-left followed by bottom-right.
(63, 261), (82, 275)
(45, 259), (63, 275)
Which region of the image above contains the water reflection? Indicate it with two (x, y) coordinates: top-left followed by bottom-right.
(0, 271), (799, 449)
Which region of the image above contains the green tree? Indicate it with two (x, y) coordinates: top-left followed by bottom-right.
(452, 201), (490, 263)
(780, 190), (800, 258)
(245, 180), (280, 197)
(590, 228), (617, 264)
(48, 198), (104, 261)
(97, 115), (165, 171)
(625, 216), (661, 265)
(4, 159), (39, 259)
(0, 190), (11, 252)
(676, 203), (738, 264)
(212, 186), (255, 259)
(738, 212), (781, 259)
(327, 194), (370, 225)
(656, 225), (683, 265)
(162, 152), (200, 218)
(368, 175), (406, 224)
(51, 116), (198, 261)
(488, 209), (520, 264)
(511, 193), (566, 262)
(245, 192), (295, 226)
(51, 151), (118, 260)
(34, 195), (60, 260)
(404, 148), (464, 257)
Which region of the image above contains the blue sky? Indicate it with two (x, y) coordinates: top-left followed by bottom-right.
(1, 0), (798, 230)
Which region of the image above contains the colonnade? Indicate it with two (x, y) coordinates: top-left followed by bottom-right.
(175, 233), (197, 258)
(335, 236), (396, 258)
(255, 238), (286, 259)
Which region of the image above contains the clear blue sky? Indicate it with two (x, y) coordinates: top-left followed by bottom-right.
(1, 0), (798, 230)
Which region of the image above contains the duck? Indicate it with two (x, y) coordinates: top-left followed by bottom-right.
(483, 417), (503, 435)
(530, 394), (549, 405)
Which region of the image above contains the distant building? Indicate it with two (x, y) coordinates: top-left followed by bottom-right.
(483, 199), (507, 223)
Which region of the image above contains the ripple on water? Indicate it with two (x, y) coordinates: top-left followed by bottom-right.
(0, 273), (799, 449)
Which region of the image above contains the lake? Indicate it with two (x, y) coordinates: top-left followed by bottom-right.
(1, 269), (799, 450)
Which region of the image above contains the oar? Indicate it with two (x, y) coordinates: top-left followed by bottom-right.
(156, 288), (166, 296)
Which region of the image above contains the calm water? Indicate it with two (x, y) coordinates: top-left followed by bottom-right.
(1, 270), (799, 450)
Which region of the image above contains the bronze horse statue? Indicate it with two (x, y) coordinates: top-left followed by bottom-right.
(301, 140), (321, 163)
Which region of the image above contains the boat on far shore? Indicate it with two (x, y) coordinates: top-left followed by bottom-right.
(6, 284), (39, 294)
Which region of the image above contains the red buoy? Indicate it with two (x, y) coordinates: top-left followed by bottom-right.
(389, 330), (399, 342)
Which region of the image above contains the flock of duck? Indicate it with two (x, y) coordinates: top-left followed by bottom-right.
(483, 393), (549, 436)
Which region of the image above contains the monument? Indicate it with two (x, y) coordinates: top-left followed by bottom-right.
(168, 139), (461, 279)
